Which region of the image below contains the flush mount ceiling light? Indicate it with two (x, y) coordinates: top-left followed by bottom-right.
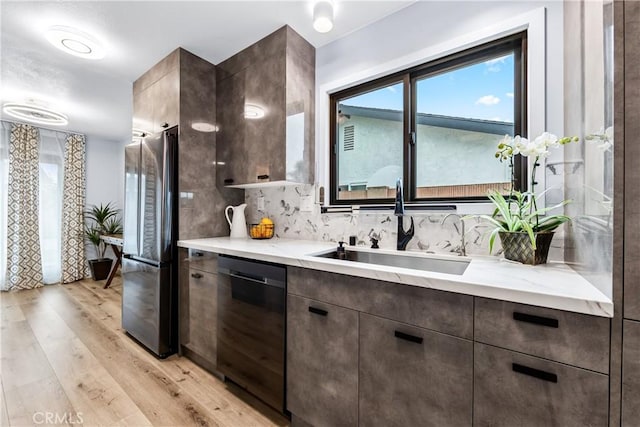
(2, 102), (68, 126)
(45, 25), (105, 59)
(244, 104), (266, 119)
(313, 0), (334, 33)
(191, 122), (218, 132)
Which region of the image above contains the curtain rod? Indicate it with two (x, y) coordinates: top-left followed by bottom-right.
(1, 119), (85, 138)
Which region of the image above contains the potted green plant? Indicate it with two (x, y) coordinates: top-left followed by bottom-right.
(84, 202), (122, 280)
(477, 132), (579, 265)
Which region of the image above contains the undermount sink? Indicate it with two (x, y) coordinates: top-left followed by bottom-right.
(313, 249), (470, 275)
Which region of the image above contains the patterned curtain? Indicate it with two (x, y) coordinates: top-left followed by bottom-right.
(4, 123), (43, 290)
(61, 133), (86, 283)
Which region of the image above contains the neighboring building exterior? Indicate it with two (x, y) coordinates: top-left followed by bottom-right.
(337, 105), (514, 199)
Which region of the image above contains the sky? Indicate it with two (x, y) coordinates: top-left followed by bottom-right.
(341, 52), (515, 123)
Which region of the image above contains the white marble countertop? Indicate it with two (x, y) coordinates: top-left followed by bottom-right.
(177, 237), (613, 318)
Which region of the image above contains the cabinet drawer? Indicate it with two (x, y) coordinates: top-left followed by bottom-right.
(474, 297), (610, 373)
(359, 313), (472, 427)
(288, 267), (473, 339)
(287, 295), (358, 427)
(474, 343), (608, 427)
(188, 249), (217, 274)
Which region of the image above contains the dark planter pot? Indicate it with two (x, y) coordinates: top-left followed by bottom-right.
(88, 258), (113, 281)
(498, 231), (555, 265)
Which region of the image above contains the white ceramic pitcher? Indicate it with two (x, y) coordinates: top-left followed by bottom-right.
(225, 203), (248, 239)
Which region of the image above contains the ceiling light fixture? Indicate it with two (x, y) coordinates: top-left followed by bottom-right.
(45, 25), (105, 59)
(244, 104), (266, 119)
(2, 102), (68, 126)
(313, 1), (334, 33)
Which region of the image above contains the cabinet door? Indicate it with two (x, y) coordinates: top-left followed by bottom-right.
(623, 320), (640, 426)
(151, 69), (180, 133)
(180, 267), (217, 369)
(188, 249), (217, 274)
(359, 313), (472, 427)
(216, 70), (248, 186)
(132, 86), (154, 135)
(243, 57), (286, 183)
(286, 295), (358, 427)
(474, 343), (608, 427)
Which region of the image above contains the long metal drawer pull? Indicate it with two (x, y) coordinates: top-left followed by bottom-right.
(394, 330), (423, 344)
(308, 306), (328, 316)
(191, 273), (203, 279)
(229, 272), (267, 285)
(513, 311), (559, 328)
(512, 363), (558, 383)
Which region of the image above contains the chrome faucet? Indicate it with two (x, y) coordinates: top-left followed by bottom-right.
(395, 178), (414, 251)
(441, 213), (466, 257)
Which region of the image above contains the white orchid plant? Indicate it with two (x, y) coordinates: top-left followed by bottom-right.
(477, 132), (579, 252)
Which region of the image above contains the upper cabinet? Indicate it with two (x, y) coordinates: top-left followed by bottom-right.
(216, 26), (315, 187)
(132, 48), (244, 240)
(132, 51), (180, 135)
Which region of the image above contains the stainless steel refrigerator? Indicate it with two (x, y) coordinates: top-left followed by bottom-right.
(122, 126), (178, 358)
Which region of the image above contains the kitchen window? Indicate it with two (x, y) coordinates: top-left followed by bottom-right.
(329, 32), (527, 205)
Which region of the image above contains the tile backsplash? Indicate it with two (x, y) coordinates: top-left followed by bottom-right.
(244, 184), (567, 259)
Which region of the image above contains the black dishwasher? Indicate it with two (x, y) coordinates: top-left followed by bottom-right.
(217, 255), (286, 413)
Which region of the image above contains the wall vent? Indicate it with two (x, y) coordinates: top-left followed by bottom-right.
(343, 125), (355, 151)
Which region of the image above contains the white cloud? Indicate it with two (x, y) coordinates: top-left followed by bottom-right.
(484, 54), (510, 73)
(386, 86), (397, 93)
(475, 95), (500, 106)
(506, 92), (514, 98)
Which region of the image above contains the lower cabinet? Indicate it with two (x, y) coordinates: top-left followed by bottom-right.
(179, 252), (218, 373)
(623, 319), (640, 426)
(474, 343), (609, 427)
(286, 267), (611, 426)
(359, 313), (473, 427)
(287, 294), (359, 427)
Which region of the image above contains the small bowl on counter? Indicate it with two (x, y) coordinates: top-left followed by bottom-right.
(249, 223), (274, 239)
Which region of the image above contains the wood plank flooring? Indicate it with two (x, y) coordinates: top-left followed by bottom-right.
(0, 276), (289, 427)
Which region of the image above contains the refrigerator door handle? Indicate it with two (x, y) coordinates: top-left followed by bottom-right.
(124, 254), (164, 268)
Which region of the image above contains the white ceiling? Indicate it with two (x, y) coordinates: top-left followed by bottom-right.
(0, 1), (415, 143)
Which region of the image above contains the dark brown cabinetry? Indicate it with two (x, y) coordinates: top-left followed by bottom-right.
(178, 248), (218, 373)
(287, 267), (611, 426)
(359, 313), (472, 427)
(475, 298), (610, 373)
(216, 26), (315, 187)
(288, 267), (473, 339)
(623, 319), (640, 426)
(132, 48), (243, 241)
(132, 54), (179, 136)
(474, 343), (608, 427)
(287, 295), (358, 427)
(286, 267), (473, 426)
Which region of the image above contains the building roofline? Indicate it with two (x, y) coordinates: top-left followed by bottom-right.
(339, 105), (514, 135)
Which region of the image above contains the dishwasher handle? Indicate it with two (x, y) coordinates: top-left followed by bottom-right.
(219, 268), (285, 289)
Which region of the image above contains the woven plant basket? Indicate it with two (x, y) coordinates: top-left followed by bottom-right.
(498, 231), (555, 265)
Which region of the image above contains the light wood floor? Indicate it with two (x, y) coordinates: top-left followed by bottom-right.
(0, 275), (289, 427)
